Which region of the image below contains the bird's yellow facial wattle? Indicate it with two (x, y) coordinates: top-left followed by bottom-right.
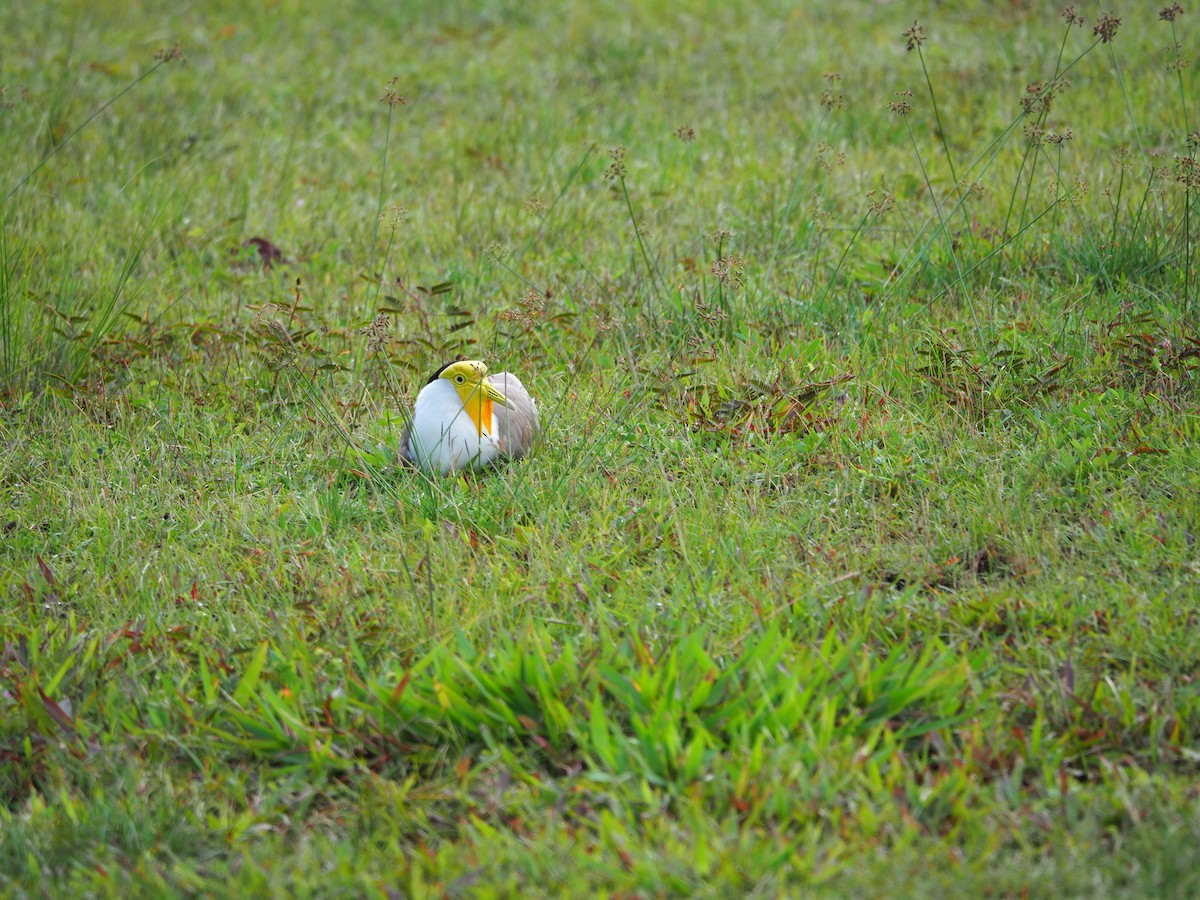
(440, 360), (508, 436)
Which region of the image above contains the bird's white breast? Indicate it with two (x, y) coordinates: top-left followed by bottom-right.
(408, 379), (502, 475)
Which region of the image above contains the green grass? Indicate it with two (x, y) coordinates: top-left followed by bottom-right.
(2, 0), (1199, 895)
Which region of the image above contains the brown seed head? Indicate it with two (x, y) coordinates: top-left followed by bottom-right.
(888, 90), (913, 117)
(603, 146), (627, 181)
(674, 126), (696, 143)
(359, 313), (392, 350)
(1176, 155), (1200, 189)
(1159, 4), (1184, 22)
(1093, 13), (1121, 43)
(709, 255), (745, 289)
(1020, 78), (1069, 115)
(500, 288), (548, 328)
(1061, 6), (1086, 27)
(814, 142), (846, 172)
(821, 89), (845, 111)
(380, 77), (407, 109)
(1166, 47), (1192, 72)
(902, 21), (925, 53)
(155, 42), (185, 63)
(868, 191), (895, 216)
(378, 205), (408, 229)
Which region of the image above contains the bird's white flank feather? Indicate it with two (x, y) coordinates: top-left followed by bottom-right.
(407, 378), (502, 475)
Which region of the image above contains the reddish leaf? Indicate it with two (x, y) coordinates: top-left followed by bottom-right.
(454, 754), (472, 779)
(38, 687), (76, 735)
(36, 555), (56, 587)
(391, 670), (411, 702)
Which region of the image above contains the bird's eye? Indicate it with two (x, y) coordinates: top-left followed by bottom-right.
(455, 374), (465, 384)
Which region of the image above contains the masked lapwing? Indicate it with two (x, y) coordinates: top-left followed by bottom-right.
(400, 360), (539, 475)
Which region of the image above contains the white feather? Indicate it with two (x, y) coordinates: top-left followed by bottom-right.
(407, 379), (502, 475)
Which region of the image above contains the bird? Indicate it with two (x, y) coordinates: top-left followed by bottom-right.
(399, 360), (538, 475)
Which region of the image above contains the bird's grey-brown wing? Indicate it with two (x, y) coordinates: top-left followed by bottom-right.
(488, 372), (538, 459)
(398, 420), (415, 466)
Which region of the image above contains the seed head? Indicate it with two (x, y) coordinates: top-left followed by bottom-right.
(674, 125), (696, 143)
(888, 90), (913, 117)
(603, 146), (626, 181)
(821, 89), (845, 111)
(810, 203), (831, 234)
(379, 77), (407, 109)
(693, 295), (729, 326)
(814, 142), (846, 172)
(359, 313), (392, 351)
(1176, 155), (1200, 189)
(155, 42), (185, 63)
(868, 191), (895, 216)
(902, 21), (925, 53)
(964, 181), (987, 200)
(378, 205), (408, 229)
(821, 72), (845, 109)
(709, 255), (745, 289)
(1093, 13), (1121, 43)
(1020, 78), (1069, 115)
(500, 288), (548, 328)
(1061, 6), (1086, 27)
(1159, 4), (1185, 22)
(1021, 82), (1045, 114)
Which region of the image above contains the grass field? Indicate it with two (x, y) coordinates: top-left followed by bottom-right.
(2, 0), (1199, 895)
